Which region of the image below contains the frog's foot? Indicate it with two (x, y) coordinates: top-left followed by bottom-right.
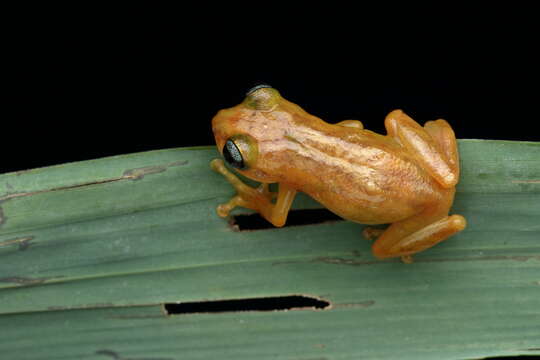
(363, 228), (415, 263)
(211, 159), (297, 227)
(210, 159), (274, 217)
(362, 227), (385, 241)
(215, 195), (245, 218)
(400, 255), (414, 264)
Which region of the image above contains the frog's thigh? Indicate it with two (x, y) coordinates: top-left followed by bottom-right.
(371, 210), (466, 260)
(336, 120), (364, 129)
(424, 119), (460, 178)
(384, 110), (457, 188)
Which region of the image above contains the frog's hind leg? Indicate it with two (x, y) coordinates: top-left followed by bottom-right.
(424, 119), (460, 180)
(371, 204), (466, 262)
(385, 110), (458, 188)
(379, 111), (466, 262)
(362, 227), (385, 241)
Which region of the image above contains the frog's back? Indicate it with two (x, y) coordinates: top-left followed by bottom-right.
(268, 119), (445, 224)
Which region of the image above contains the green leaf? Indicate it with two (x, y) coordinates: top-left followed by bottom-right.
(1, 140), (539, 360)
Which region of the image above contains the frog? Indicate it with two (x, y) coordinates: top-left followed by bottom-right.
(210, 85), (466, 262)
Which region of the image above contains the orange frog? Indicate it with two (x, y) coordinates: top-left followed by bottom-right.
(210, 85), (466, 262)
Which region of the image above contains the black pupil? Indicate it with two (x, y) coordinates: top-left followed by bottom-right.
(223, 140), (245, 169)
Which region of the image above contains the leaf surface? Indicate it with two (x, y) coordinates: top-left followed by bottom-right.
(1, 140), (539, 359)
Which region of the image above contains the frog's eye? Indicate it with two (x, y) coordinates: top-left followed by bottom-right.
(223, 139), (245, 169)
(222, 134), (258, 170)
(244, 84), (281, 111)
(246, 84), (273, 95)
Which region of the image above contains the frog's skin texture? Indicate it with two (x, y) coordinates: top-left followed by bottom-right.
(211, 86), (466, 262)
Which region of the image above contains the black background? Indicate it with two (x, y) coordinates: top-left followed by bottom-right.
(3, 7), (540, 360)
(4, 7), (538, 174)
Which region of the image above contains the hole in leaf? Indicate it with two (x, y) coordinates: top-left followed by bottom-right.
(231, 208), (343, 231)
(163, 295), (330, 315)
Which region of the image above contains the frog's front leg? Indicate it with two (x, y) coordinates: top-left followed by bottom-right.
(210, 159), (297, 227)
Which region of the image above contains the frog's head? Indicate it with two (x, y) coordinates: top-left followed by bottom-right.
(211, 85), (291, 182)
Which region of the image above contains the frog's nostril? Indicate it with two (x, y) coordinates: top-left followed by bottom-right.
(246, 84), (272, 96)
